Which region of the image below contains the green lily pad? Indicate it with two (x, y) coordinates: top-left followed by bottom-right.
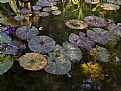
(44, 52), (71, 75)
(90, 46), (110, 62)
(0, 55), (13, 75)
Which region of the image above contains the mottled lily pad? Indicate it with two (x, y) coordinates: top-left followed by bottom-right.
(43, 7), (52, 12)
(107, 0), (121, 5)
(28, 36), (56, 54)
(52, 10), (61, 15)
(20, 8), (32, 14)
(44, 52), (71, 75)
(84, 16), (108, 27)
(62, 42), (82, 62)
(100, 4), (120, 10)
(65, 19), (88, 29)
(87, 28), (109, 44)
(14, 14), (24, 21)
(16, 26), (39, 40)
(38, 12), (50, 17)
(69, 32), (94, 50)
(18, 53), (48, 71)
(0, 32), (12, 44)
(0, 55), (13, 75)
(32, 6), (42, 11)
(90, 46), (110, 62)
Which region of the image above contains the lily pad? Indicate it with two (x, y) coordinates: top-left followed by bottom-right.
(0, 55), (13, 75)
(87, 28), (109, 44)
(32, 6), (42, 11)
(100, 3), (120, 10)
(65, 19), (88, 29)
(18, 53), (48, 71)
(69, 32), (94, 50)
(84, 16), (108, 27)
(62, 42), (82, 62)
(43, 7), (52, 12)
(0, 32), (12, 44)
(52, 10), (62, 15)
(28, 36), (56, 54)
(107, 0), (121, 5)
(44, 52), (71, 75)
(38, 12), (50, 17)
(14, 14), (24, 21)
(16, 26), (39, 40)
(90, 46), (110, 62)
(0, 0), (9, 3)
(0, 27), (7, 32)
(20, 8), (32, 14)
(85, 0), (100, 4)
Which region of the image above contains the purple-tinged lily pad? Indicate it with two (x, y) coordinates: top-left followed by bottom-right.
(14, 14), (24, 21)
(32, 6), (42, 11)
(44, 52), (71, 75)
(43, 7), (52, 12)
(0, 32), (12, 44)
(87, 28), (109, 44)
(84, 16), (108, 27)
(90, 46), (110, 62)
(38, 12), (50, 17)
(20, 8), (32, 14)
(69, 32), (94, 50)
(28, 36), (56, 54)
(16, 26), (39, 40)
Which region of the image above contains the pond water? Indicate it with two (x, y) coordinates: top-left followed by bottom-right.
(1, 0), (121, 91)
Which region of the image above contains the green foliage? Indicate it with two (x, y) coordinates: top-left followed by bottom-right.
(0, 0), (9, 3)
(0, 54), (13, 75)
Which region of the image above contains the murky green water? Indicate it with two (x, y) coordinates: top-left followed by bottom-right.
(1, 0), (121, 91)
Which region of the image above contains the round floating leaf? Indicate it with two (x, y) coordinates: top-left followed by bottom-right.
(14, 15), (24, 21)
(38, 12), (50, 17)
(87, 28), (109, 44)
(84, 16), (108, 27)
(0, 55), (13, 75)
(20, 8), (32, 14)
(43, 7), (51, 12)
(52, 10), (62, 15)
(0, 32), (12, 44)
(90, 46), (110, 62)
(107, 0), (121, 5)
(0, 0), (9, 3)
(18, 53), (48, 71)
(16, 26), (39, 40)
(85, 0), (100, 4)
(0, 27), (7, 32)
(32, 6), (42, 11)
(51, 6), (58, 10)
(44, 52), (71, 75)
(65, 19), (88, 29)
(101, 4), (120, 10)
(62, 42), (82, 62)
(28, 36), (56, 54)
(69, 32), (94, 50)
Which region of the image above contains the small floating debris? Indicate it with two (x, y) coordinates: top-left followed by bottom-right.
(84, 16), (108, 27)
(85, 0), (100, 4)
(18, 53), (48, 71)
(14, 14), (24, 21)
(28, 36), (56, 54)
(52, 10), (61, 15)
(100, 4), (120, 10)
(65, 19), (88, 29)
(16, 26), (39, 40)
(38, 12), (50, 17)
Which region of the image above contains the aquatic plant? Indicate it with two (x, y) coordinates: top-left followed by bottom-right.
(0, 54), (13, 75)
(18, 53), (48, 71)
(28, 36), (56, 54)
(84, 16), (108, 27)
(44, 52), (71, 75)
(69, 32), (94, 50)
(16, 26), (39, 40)
(90, 46), (110, 62)
(65, 19), (88, 29)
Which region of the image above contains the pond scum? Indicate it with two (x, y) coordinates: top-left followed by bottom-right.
(0, 0), (121, 91)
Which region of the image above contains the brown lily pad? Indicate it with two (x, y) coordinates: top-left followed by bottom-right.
(18, 53), (48, 71)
